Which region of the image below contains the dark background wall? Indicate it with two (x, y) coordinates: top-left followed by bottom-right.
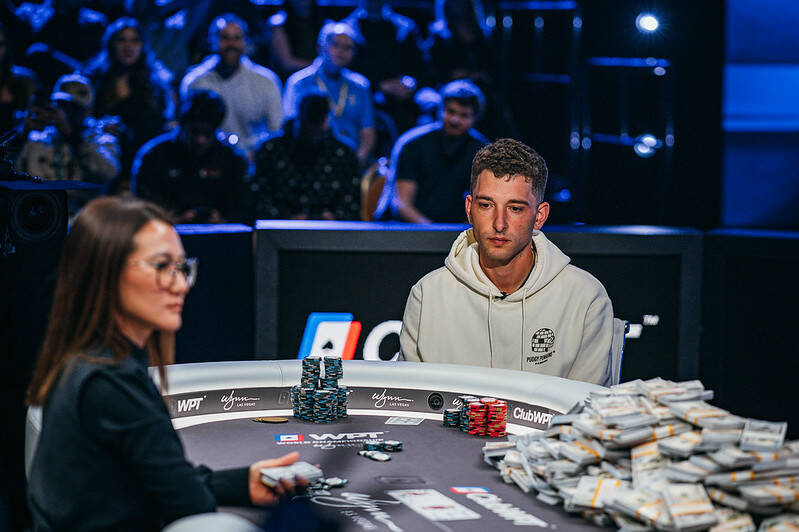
(723, 0), (799, 229)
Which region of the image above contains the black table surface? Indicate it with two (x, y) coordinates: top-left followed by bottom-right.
(178, 414), (603, 531)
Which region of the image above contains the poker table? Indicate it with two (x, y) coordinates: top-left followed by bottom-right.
(164, 359), (607, 531)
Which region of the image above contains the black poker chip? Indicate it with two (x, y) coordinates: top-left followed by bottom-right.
(381, 440), (403, 452)
(363, 440), (382, 451)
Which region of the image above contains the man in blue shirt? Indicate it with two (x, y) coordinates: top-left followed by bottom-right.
(283, 21), (375, 165)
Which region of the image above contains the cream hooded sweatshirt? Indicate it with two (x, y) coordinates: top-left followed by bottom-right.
(399, 228), (613, 385)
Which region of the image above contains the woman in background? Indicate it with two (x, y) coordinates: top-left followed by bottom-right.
(83, 18), (175, 183)
(26, 196), (304, 531)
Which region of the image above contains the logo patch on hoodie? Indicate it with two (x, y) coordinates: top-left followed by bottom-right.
(528, 328), (555, 365)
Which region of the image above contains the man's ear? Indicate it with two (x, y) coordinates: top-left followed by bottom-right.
(465, 194), (473, 225)
(534, 201), (550, 230)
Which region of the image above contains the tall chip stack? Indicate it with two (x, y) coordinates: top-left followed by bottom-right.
(291, 356), (348, 423)
(484, 398), (508, 438)
(444, 395), (507, 438)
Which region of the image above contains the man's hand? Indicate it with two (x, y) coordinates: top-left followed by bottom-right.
(248, 452), (309, 506)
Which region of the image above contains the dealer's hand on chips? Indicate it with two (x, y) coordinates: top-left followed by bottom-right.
(248, 451), (309, 506)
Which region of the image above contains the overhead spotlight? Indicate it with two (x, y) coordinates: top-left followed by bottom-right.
(633, 133), (662, 158)
(635, 13), (659, 33)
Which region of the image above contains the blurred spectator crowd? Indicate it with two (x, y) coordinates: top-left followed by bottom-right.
(1, 0), (517, 224)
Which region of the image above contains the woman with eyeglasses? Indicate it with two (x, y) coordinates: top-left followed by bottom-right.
(26, 196), (305, 531)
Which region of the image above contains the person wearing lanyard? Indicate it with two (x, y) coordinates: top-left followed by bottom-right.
(283, 21), (376, 166)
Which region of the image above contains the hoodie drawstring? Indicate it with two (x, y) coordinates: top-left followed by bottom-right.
(521, 291), (528, 371)
(487, 295), (493, 368)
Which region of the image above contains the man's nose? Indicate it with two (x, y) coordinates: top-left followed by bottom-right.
(493, 209), (507, 232)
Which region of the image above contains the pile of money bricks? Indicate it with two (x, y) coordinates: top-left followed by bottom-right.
(482, 377), (798, 531)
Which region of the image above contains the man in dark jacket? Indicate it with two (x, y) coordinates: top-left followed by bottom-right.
(131, 90), (248, 223)
(376, 79), (488, 223)
(253, 91), (360, 221)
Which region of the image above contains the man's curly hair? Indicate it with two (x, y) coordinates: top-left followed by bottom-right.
(470, 138), (548, 203)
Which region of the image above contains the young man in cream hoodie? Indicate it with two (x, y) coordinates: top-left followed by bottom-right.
(399, 138), (613, 385)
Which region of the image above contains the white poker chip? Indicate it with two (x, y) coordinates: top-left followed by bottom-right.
(323, 477), (348, 488)
(358, 450), (391, 462)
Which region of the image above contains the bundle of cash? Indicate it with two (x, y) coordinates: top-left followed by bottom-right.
(612, 511), (659, 531)
(592, 395), (649, 426)
(709, 508), (755, 532)
(632, 441), (672, 491)
(617, 422), (693, 447)
(663, 483), (718, 531)
(669, 401), (745, 429)
(560, 437), (605, 465)
(602, 459), (634, 480)
(608, 486), (675, 530)
(660, 431), (704, 458)
(738, 485), (799, 506)
(545, 424), (583, 441)
(709, 488), (751, 512)
(570, 475), (629, 509)
(702, 428), (744, 449)
(641, 379), (709, 404)
(757, 513), (799, 531)
(711, 447), (758, 468)
(643, 397), (679, 424)
(668, 459), (721, 483)
(740, 419), (788, 453)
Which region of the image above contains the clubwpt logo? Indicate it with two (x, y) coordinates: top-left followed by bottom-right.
(511, 406), (553, 426)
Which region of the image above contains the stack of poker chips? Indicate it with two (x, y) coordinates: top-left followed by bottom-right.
(443, 408), (461, 428)
(291, 356), (348, 423)
(443, 395), (507, 438)
(482, 397), (508, 438)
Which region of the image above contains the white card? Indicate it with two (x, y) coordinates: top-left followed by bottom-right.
(387, 489), (481, 521)
(385, 417), (424, 426)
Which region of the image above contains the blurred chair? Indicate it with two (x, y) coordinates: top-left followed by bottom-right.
(360, 157), (389, 221)
(608, 318), (630, 386)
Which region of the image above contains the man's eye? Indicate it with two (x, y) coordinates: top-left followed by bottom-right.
(153, 261), (171, 272)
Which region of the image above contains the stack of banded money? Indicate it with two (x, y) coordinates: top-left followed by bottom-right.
(480, 377), (797, 531)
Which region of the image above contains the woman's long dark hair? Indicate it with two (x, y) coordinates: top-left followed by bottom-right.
(27, 197), (176, 406)
(83, 17), (166, 116)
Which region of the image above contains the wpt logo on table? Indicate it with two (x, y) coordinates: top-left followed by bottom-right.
(450, 487), (490, 494)
(275, 434), (304, 443)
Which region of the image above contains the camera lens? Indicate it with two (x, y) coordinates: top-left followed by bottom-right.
(10, 191), (63, 242)
(427, 392), (444, 410)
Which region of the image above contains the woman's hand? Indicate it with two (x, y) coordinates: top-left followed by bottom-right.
(248, 451), (309, 506)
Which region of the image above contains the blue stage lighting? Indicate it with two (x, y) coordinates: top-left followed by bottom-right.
(636, 13), (659, 33)
(633, 133), (661, 158)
